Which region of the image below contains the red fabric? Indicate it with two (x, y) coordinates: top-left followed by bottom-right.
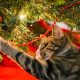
(27, 20), (80, 52)
(37, 19), (50, 30)
(28, 20), (80, 51)
(27, 42), (38, 53)
(0, 19), (80, 80)
(0, 51), (38, 80)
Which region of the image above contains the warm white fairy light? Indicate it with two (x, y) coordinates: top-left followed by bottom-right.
(30, 24), (33, 26)
(19, 15), (26, 20)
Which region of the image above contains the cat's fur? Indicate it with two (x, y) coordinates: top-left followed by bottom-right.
(0, 26), (80, 80)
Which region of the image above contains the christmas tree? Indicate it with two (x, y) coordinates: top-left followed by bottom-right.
(0, 0), (80, 52)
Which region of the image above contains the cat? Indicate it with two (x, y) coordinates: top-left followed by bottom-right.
(0, 25), (80, 80)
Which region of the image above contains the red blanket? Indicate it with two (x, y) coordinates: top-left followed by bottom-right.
(0, 51), (38, 80)
(0, 19), (80, 80)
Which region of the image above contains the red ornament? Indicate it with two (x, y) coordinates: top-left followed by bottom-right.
(0, 16), (3, 23)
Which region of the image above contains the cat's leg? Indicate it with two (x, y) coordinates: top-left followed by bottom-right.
(0, 37), (49, 80)
(0, 37), (34, 68)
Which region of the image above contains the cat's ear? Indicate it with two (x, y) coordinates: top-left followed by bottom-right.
(52, 25), (64, 39)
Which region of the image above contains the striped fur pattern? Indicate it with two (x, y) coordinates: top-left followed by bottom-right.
(0, 32), (80, 80)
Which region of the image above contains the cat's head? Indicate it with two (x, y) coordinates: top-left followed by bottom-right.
(36, 25), (68, 60)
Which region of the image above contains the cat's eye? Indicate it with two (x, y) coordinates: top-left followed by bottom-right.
(40, 43), (48, 50)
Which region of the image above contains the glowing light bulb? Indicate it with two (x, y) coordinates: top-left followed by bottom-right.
(19, 15), (26, 20)
(30, 24), (33, 26)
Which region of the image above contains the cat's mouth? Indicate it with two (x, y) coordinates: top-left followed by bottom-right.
(36, 49), (52, 60)
(36, 49), (47, 60)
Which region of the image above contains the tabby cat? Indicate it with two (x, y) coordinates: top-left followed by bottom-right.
(0, 26), (80, 80)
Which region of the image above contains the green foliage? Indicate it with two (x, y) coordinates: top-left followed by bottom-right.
(0, 0), (80, 51)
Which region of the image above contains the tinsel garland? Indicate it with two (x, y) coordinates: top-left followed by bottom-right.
(60, 1), (80, 13)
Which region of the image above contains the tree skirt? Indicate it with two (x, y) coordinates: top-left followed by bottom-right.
(0, 51), (38, 80)
(0, 20), (80, 80)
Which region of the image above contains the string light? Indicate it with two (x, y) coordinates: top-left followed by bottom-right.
(19, 14), (26, 20)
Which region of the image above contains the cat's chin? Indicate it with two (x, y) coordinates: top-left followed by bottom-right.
(35, 54), (48, 66)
